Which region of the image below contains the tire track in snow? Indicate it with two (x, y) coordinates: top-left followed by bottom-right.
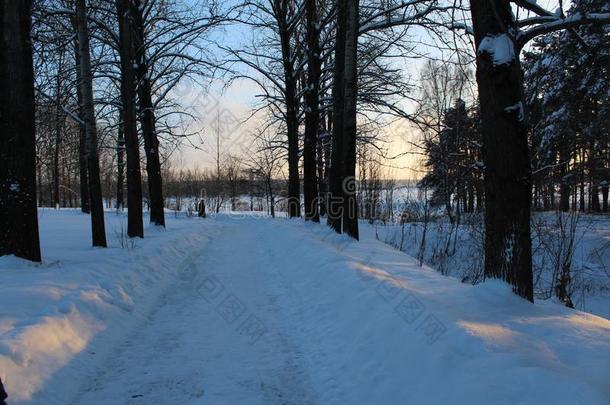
(70, 216), (316, 405)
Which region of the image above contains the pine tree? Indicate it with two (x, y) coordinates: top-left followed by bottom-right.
(419, 100), (482, 219)
(523, 0), (610, 213)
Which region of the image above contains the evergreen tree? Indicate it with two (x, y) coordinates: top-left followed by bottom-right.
(523, 0), (610, 212)
(419, 99), (482, 220)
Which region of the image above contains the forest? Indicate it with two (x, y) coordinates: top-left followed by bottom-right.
(0, 0), (609, 404)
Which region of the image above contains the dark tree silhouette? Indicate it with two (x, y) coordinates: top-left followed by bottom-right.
(328, 0), (359, 239)
(470, 0), (534, 301)
(116, 0), (144, 238)
(470, 0), (610, 300)
(0, 0), (41, 261)
(0, 377), (6, 405)
(75, 0), (107, 247)
(303, 0), (321, 222)
(132, 0), (165, 227)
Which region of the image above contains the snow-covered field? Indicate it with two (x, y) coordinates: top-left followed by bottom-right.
(1, 210), (609, 404)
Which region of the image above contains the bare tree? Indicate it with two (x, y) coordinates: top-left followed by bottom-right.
(246, 131), (285, 218)
(303, 0), (321, 222)
(132, 0), (165, 227)
(116, 0), (144, 238)
(75, 0), (107, 247)
(224, 0), (304, 218)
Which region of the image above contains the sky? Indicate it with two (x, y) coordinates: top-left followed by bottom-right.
(170, 0), (567, 180)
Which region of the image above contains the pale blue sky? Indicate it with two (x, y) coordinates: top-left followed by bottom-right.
(174, 0), (568, 178)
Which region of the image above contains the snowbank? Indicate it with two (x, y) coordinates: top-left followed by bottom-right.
(0, 210), (208, 404)
(372, 214), (610, 319)
(257, 218), (610, 404)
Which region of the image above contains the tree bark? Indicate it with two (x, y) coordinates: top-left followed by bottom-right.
(277, 1), (301, 218)
(589, 141), (600, 212)
(53, 74), (62, 209)
(341, 0), (359, 239)
(303, 0), (320, 222)
(132, 1), (165, 227)
(317, 118), (328, 217)
(116, 120), (125, 210)
(116, 0), (144, 238)
(559, 143), (570, 211)
(73, 34), (90, 213)
(327, 0), (347, 233)
(76, 0), (107, 247)
(0, 0), (41, 261)
(470, 0), (533, 301)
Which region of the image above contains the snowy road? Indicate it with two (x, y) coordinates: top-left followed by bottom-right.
(72, 217), (316, 405)
(5, 213), (609, 404)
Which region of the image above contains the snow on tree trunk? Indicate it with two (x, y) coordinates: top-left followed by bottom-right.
(0, 0), (41, 261)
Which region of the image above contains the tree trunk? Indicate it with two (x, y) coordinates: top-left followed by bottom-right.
(327, 0), (347, 233)
(73, 37), (90, 213)
(278, 8), (300, 218)
(132, 1), (165, 227)
(76, 0), (107, 247)
(589, 141), (600, 212)
(71, 24), (89, 212)
(0, 0), (41, 261)
(340, 0), (359, 239)
(578, 174), (585, 212)
(317, 122), (328, 217)
(559, 143), (570, 211)
(601, 144), (610, 212)
(53, 74), (62, 209)
(470, 0), (533, 301)
(303, 0), (320, 222)
(116, 120), (125, 210)
(116, 0), (144, 238)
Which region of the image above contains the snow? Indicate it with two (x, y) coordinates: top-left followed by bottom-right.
(505, 101), (525, 122)
(374, 213), (610, 319)
(0, 209), (208, 403)
(478, 34), (516, 66)
(1, 211), (610, 404)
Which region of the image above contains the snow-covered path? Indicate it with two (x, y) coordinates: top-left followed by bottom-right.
(2, 212), (610, 404)
(72, 217), (316, 405)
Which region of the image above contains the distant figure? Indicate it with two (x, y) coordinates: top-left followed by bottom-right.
(198, 199), (206, 218)
(0, 378), (7, 405)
